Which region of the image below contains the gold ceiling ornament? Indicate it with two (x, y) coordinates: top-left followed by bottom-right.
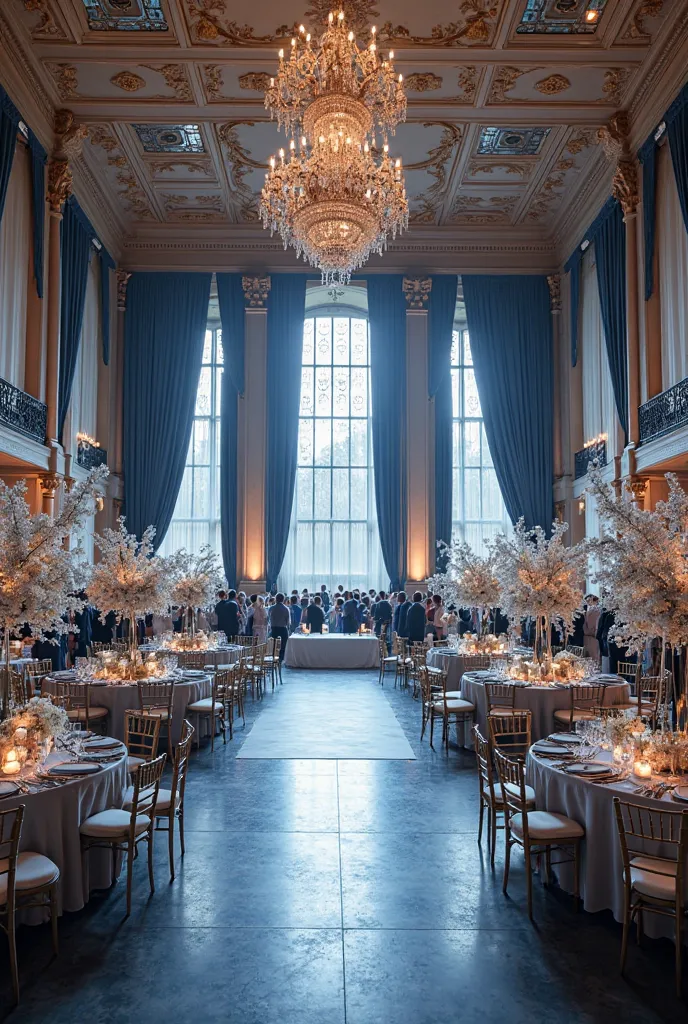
(565, 129), (597, 155)
(116, 270), (131, 312)
(535, 74), (571, 96)
(239, 72), (272, 91)
(260, 11), (408, 284)
(143, 64), (193, 101)
(600, 68), (630, 106)
(457, 66), (478, 102)
(45, 62), (79, 101)
(467, 159), (529, 178)
(546, 274), (561, 315)
(110, 71), (146, 92)
(402, 277), (432, 309)
(23, 0), (60, 37)
(408, 122), (463, 224)
(613, 159), (639, 218)
(304, 0), (380, 35)
(405, 73), (443, 93)
(47, 158), (72, 214)
(622, 0), (663, 40)
(203, 64), (223, 99)
(488, 65), (534, 104)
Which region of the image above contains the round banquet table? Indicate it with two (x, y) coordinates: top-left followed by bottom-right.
(139, 645), (241, 669)
(459, 671), (631, 747)
(284, 634), (380, 670)
(42, 672), (212, 745)
(426, 648), (499, 692)
(527, 748), (688, 943)
(1, 746), (127, 921)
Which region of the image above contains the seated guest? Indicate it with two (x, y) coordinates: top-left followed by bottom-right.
(306, 595), (326, 633)
(444, 605), (459, 636)
(406, 592), (427, 643)
(215, 590), (240, 639)
(342, 592), (359, 633)
(268, 593), (290, 662)
(289, 594), (302, 633)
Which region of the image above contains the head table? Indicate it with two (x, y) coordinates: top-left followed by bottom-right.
(42, 670), (213, 745)
(459, 670), (631, 748)
(284, 634), (380, 670)
(528, 748), (687, 944)
(1, 745), (128, 923)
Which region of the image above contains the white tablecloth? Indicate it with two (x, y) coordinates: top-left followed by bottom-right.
(284, 635), (380, 669)
(425, 649), (495, 691)
(140, 645), (241, 669)
(42, 673), (212, 745)
(460, 671), (631, 747)
(2, 748), (127, 920)
(528, 749), (686, 942)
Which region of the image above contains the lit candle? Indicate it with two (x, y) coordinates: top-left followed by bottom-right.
(633, 760), (652, 779)
(2, 749), (21, 776)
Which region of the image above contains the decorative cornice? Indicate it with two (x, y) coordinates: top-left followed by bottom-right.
(242, 275), (270, 307)
(116, 270), (131, 312)
(547, 274), (561, 314)
(403, 277), (432, 309)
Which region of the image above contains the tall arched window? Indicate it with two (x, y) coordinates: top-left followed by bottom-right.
(451, 326), (511, 552)
(278, 309), (386, 593)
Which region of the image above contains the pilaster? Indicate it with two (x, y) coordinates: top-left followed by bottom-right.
(403, 277), (431, 585)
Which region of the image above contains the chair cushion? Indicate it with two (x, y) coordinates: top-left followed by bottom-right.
(552, 709), (597, 724)
(629, 856), (678, 901)
(510, 810), (584, 841)
(80, 808), (150, 838)
(0, 852), (60, 903)
(487, 707), (515, 716)
(187, 698), (223, 712)
(127, 755), (145, 774)
(67, 706), (109, 721)
(444, 690), (462, 700)
(503, 782), (536, 805)
(431, 698), (475, 713)
(123, 786), (180, 813)
(143, 708), (170, 720)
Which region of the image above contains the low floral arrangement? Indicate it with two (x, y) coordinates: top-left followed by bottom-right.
(458, 632), (508, 655)
(644, 730), (688, 775)
(0, 697), (69, 771)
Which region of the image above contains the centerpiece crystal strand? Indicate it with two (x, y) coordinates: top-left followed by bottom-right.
(260, 11), (408, 284)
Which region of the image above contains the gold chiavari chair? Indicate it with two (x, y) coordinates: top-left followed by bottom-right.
(214, 667), (236, 740)
(419, 665), (475, 751)
(565, 644), (586, 658)
(474, 726), (535, 868)
(552, 684), (605, 732)
(24, 659), (53, 695)
(244, 642), (268, 701)
(0, 805), (60, 1005)
(137, 680), (175, 742)
(232, 635), (258, 648)
(124, 710), (161, 774)
(51, 680), (109, 734)
(91, 642), (112, 654)
(176, 650), (207, 670)
(495, 749), (584, 921)
(378, 635), (398, 685)
(488, 711), (532, 761)
(8, 670), (30, 708)
(613, 797), (688, 994)
(263, 636), (282, 689)
(80, 753), (166, 917)
(485, 682), (517, 717)
(637, 672), (670, 726)
(112, 640), (129, 655)
(408, 642), (426, 698)
(461, 654), (492, 673)
(186, 674), (226, 750)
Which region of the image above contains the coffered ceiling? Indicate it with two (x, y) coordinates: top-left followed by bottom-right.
(3, 0), (688, 269)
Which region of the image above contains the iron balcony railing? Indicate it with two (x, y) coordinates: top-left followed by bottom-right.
(574, 438), (607, 480)
(639, 377), (688, 445)
(0, 377), (47, 444)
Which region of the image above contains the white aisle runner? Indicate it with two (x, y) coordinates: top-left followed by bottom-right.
(237, 672), (415, 760)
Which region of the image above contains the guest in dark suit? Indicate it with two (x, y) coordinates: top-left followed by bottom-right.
(393, 592), (411, 638)
(215, 589), (240, 639)
(458, 608), (473, 636)
(406, 592), (426, 644)
(320, 585), (330, 613)
(74, 598), (93, 658)
(306, 596), (326, 634)
(374, 591), (393, 639)
(342, 593), (359, 634)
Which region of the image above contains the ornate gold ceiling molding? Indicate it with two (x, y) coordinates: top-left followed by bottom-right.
(88, 124), (155, 221)
(488, 66), (535, 104)
(535, 74), (571, 96)
(203, 64), (223, 99)
(216, 121), (261, 222)
(45, 62), (79, 102)
(448, 194), (519, 225)
(110, 71), (146, 93)
(621, 0), (664, 42)
(600, 68), (631, 107)
(238, 72), (272, 92)
(466, 159), (531, 179)
(149, 158), (215, 176)
(408, 123), (463, 224)
(406, 74), (443, 94)
(22, 0), (69, 40)
(142, 64), (194, 102)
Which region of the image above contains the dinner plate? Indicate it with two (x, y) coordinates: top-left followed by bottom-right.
(182, 669), (205, 677)
(532, 742), (575, 756)
(548, 733), (583, 744)
(0, 781), (20, 798)
(672, 786), (688, 802)
(83, 737), (122, 750)
(80, 751), (123, 762)
(562, 762), (614, 777)
(43, 761), (101, 777)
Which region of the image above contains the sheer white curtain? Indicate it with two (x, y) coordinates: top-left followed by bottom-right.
(657, 141), (688, 390)
(580, 244), (618, 446)
(0, 142), (31, 388)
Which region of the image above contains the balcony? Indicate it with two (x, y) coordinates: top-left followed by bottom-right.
(0, 377), (47, 444)
(77, 437), (108, 470)
(574, 438), (607, 480)
(639, 377), (688, 445)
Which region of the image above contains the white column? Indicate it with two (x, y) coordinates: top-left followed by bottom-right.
(403, 278), (431, 585)
(238, 276), (270, 590)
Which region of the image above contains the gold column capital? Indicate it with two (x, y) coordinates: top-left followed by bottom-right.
(242, 275), (271, 308)
(47, 157), (72, 214)
(547, 273), (562, 314)
(402, 276), (432, 309)
(116, 270), (132, 312)
(38, 474), (61, 496)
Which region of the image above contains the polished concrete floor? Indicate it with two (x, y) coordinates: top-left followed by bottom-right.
(1, 668), (685, 1022)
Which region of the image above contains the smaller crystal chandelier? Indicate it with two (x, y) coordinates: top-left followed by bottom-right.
(260, 11), (408, 284)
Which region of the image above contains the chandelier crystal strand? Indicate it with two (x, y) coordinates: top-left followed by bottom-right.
(260, 11), (408, 284)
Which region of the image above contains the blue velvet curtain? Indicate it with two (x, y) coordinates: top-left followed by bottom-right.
(367, 275), (407, 589)
(57, 197), (93, 443)
(99, 248), (115, 365)
(667, 82), (688, 238)
(27, 129), (46, 298)
(592, 198), (628, 442)
(216, 273), (245, 588)
(463, 275), (553, 531)
(123, 272), (212, 544)
(0, 86), (20, 229)
(638, 131), (658, 301)
(428, 275), (457, 566)
(564, 246), (583, 367)
(265, 274), (307, 590)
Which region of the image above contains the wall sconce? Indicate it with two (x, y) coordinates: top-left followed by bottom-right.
(578, 497), (586, 515)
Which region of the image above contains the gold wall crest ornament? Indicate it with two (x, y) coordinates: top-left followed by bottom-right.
(403, 277), (432, 309)
(613, 159), (639, 217)
(535, 74), (571, 96)
(116, 270), (131, 312)
(110, 71), (146, 92)
(242, 276), (271, 308)
(260, 12), (408, 284)
(239, 72), (272, 91)
(405, 73), (443, 93)
(47, 158), (72, 213)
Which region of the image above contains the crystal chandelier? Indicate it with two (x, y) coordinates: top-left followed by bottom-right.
(260, 10), (408, 284)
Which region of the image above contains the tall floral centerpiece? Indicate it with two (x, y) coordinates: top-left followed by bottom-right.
(587, 467), (688, 713)
(169, 545), (224, 638)
(87, 518), (172, 677)
(0, 467), (108, 716)
(427, 539), (502, 636)
(490, 519), (589, 667)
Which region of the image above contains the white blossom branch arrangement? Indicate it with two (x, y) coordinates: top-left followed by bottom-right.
(427, 539), (502, 616)
(87, 517), (172, 624)
(168, 545), (225, 610)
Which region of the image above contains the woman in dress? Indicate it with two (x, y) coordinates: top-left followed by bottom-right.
(252, 596), (268, 643)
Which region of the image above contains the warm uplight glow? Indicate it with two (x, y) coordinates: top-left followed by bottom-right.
(583, 433), (607, 449)
(77, 432), (100, 448)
